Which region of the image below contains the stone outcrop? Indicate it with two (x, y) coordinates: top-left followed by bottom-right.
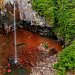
(18, 20), (58, 40)
(17, 0), (49, 26)
(0, 0), (57, 40)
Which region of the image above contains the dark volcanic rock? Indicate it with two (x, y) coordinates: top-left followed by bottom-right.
(18, 20), (58, 40)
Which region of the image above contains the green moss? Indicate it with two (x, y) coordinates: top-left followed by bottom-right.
(54, 41), (75, 75)
(32, 0), (75, 45)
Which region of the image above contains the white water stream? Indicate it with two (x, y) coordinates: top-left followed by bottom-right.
(13, 0), (18, 63)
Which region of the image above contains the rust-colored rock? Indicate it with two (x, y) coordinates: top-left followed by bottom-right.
(0, 29), (62, 72)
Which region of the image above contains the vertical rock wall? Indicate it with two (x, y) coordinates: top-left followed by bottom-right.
(17, 0), (34, 21)
(17, 0), (49, 26)
(3, 0), (49, 26)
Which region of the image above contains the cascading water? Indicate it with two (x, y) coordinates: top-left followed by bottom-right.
(13, 0), (18, 63)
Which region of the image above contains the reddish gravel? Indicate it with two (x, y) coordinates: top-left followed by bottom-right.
(0, 29), (62, 74)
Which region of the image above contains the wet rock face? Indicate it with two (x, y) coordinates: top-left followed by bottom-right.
(17, 0), (34, 21)
(0, 9), (13, 34)
(0, 1), (19, 34)
(4, 0), (47, 26)
(0, 8), (57, 40)
(18, 20), (58, 40)
(4, 1), (20, 20)
(0, 0), (57, 40)
(17, 0), (49, 26)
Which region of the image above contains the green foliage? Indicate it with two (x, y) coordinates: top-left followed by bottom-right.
(54, 41), (75, 75)
(32, 0), (55, 26)
(43, 42), (48, 49)
(55, 0), (75, 45)
(32, 0), (75, 45)
(0, 0), (75, 75)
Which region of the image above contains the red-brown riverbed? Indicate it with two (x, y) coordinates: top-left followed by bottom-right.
(0, 29), (62, 74)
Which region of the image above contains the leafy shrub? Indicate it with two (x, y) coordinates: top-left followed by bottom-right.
(55, 0), (75, 45)
(32, 0), (75, 45)
(32, 0), (55, 26)
(54, 41), (75, 75)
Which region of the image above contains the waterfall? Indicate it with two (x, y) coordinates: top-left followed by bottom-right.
(13, 0), (18, 63)
(3, 0), (18, 63)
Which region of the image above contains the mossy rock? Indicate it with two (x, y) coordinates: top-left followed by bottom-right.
(5, 68), (31, 75)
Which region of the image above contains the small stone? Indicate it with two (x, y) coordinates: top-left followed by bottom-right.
(28, 36), (31, 38)
(7, 69), (12, 73)
(43, 67), (45, 70)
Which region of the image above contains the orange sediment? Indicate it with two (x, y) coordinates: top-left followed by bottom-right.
(0, 29), (62, 68)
